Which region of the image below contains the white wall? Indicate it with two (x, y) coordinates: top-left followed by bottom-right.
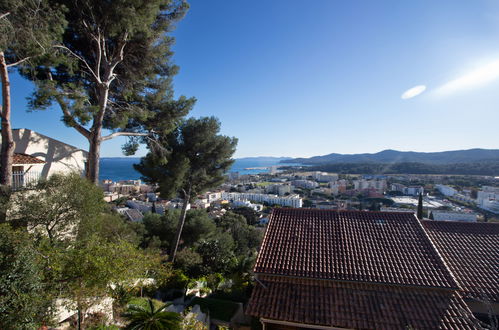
(11, 129), (87, 178)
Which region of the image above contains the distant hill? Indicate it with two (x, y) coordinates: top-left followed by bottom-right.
(283, 149), (499, 165)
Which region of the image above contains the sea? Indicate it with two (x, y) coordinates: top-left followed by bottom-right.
(99, 157), (298, 182)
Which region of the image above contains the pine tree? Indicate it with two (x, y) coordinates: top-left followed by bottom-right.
(25, 0), (193, 184)
(135, 117), (237, 262)
(0, 0), (65, 186)
(417, 192), (423, 220)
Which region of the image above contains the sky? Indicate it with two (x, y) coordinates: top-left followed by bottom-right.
(7, 0), (499, 158)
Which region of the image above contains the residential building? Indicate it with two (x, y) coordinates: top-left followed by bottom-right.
(311, 171), (338, 182)
(221, 192), (302, 208)
(11, 153), (45, 189)
(247, 208), (486, 329)
(6, 128), (87, 178)
(435, 184), (457, 197)
(353, 179), (387, 192)
(292, 179), (318, 189)
(429, 211), (477, 222)
(477, 186), (499, 214)
(403, 186), (424, 196)
(266, 184), (291, 196)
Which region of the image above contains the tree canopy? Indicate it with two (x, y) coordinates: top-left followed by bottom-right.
(25, 0), (193, 183)
(0, 0), (66, 186)
(135, 116), (237, 261)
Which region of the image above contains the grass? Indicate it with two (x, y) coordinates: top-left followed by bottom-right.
(127, 297), (165, 310)
(189, 297), (239, 322)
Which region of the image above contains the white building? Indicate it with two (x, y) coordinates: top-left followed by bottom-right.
(266, 184), (291, 196)
(477, 186), (499, 214)
(429, 211), (477, 222)
(353, 179), (387, 192)
(292, 180), (319, 189)
(403, 186), (424, 196)
(7, 128), (88, 178)
(1, 129), (88, 189)
(435, 184), (457, 197)
(221, 192), (302, 208)
(312, 171), (339, 182)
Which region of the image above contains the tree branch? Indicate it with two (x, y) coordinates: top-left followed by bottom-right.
(55, 95), (91, 139)
(101, 131), (147, 141)
(54, 45), (101, 84)
(0, 12), (10, 20)
(6, 56), (32, 67)
(45, 71), (91, 139)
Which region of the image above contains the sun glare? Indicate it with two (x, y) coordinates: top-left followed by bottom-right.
(436, 58), (499, 95)
(401, 85), (426, 99)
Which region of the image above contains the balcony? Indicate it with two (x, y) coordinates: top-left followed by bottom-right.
(12, 171), (42, 190)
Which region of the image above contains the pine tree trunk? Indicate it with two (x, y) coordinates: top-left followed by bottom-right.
(86, 83), (108, 185)
(169, 188), (191, 262)
(0, 52), (14, 187)
(86, 132), (101, 185)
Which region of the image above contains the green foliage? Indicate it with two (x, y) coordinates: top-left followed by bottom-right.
(217, 212), (262, 256)
(182, 209), (217, 246)
(188, 297), (239, 322)
(0, 0), (66, 61)
(231, 206), (260, 225)
(417, 193), (424, 220)
(78, 212), (142, 246)
(142, 209), (216, 251)
(122, 299), (182, 330)
(0, 224), (48, 329)
(39, 233), (167, 324)
(135, 117), (237, 201)
(9, 172), (106, 243)
(127, 297), (165, 311)
(196, 233), (237, 274)
(136, 116), (237, 261)
(174, 248), (203, 278)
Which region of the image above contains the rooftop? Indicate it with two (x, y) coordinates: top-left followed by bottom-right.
(12, 153), (45, 165)
(254, 208), (457, 289)
(247, 275), (476, 329)
(423, 220), (499, 303)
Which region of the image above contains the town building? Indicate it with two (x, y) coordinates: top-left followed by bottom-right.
(353, 179), (386, 193)
(292, 179), (319, 189)
(221, 192), (302, 208)
(247, 208), (490, 329)
(403, 186), (424, 196)
(311, 171), (338, 182)
(429, 211), (478, 222)
(435, 184), (457, 197)
(1, 129), (88, 188)
(265, 184), (292, 196)
(477, 186), (499, 214)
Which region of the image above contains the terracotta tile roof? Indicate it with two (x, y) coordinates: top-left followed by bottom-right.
(423, 220), (499, 303)
(254, 208), (457, 289)
(12, 153), (45, 164)
(247, 275), (477, 330)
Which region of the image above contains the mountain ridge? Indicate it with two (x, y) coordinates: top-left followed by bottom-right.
(283, 148), (499, 165)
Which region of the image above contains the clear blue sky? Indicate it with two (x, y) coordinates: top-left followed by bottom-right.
(8, 0), (499, 158)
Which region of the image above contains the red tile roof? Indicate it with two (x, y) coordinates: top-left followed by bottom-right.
(423, 220), (499, 303)
(247, 275), (477, 330)
(12, 153), (45, 164)
(254, 208), (457, 289)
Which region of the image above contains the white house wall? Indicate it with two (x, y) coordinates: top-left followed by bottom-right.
(9, 129), (87, 178)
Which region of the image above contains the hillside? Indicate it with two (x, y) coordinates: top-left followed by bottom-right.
(284, 149), (499, 165)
